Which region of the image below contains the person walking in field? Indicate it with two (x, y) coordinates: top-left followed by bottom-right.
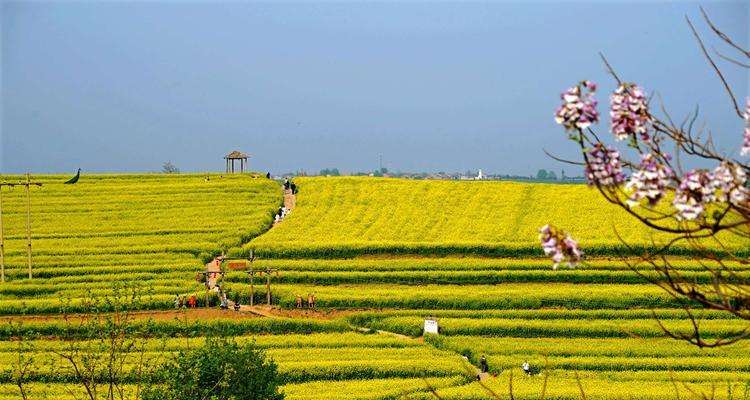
(181, 295), (187, 308)
(307, 292), (316, 308)
(295, 294), (303, 308)
(174, 294), (181, 308)
(480, 355), (488, 373)
(266, 172), (271, 179)
(284, 178), (290, 190)
(522, 360), (531, 376)
(189, 295), (196, 308)
(290, 182), (297, 194)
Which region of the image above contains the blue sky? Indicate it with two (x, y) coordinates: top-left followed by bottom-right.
(1, 1), (748, 175)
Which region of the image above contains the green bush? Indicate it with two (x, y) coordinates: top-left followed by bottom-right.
(142, 337), (284, 400)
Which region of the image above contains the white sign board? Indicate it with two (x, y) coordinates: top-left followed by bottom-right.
(424, 319), (439, 335)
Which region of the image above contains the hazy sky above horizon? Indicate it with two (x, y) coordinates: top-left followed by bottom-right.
(2, 1), (749, 175)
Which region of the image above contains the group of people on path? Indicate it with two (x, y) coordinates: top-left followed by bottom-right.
(475, 355), (533, 380)
(283, 178), (297, 194)
(295, 293), (316, 308)
(174, 294), (196, 308)
(174, 286), (240, 311)
(275, 206), (290, 222)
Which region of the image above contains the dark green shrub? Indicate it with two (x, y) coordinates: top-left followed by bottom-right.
(143, 337), (284, 400)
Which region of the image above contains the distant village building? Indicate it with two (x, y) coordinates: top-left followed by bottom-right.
(224, 151), (249, 174)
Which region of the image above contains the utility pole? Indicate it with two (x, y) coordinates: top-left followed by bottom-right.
(0, 188), (4, 283)
(0, 175), (42, 281)
(25, 174), (33, 279)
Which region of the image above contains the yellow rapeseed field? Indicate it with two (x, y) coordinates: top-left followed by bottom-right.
(246, 176), (749, 257)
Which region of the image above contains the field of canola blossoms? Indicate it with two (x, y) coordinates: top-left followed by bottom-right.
(0, 174), (281, 312)
(243, 177), (750, 258)
(1, 175), (750, 399)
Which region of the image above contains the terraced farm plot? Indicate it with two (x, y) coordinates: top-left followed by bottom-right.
(243, 177), (750, 258)
(0, 174), (281, 312)
(0, 326), (470, 400)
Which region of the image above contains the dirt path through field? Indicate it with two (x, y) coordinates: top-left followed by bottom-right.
(272, 189), (296, 227)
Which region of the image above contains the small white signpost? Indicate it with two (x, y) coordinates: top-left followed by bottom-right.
(424, 318), (439, 335)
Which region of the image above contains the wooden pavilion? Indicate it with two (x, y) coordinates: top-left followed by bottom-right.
(224, 151), (249, 174)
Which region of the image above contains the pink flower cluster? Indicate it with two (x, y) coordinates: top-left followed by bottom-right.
(610, 83), (652, 142)
(585, 144), (625, 188)
(712, 162), (749, 206)
(539, 224), (583, 270)
(554, 80), (599, 131)
(742, 99), (750, 156)
(673, 162), (749, 221)
(672, 170), (715, 221)
(625, 154), (674, 207)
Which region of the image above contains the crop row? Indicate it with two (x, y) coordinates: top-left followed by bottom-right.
(223, 269), (742, 285)
(428, 335), (750, 358)
(0, 344), (468, 384)
(263, 283), (688, 310)
(0, 316), (349, 339)
(411, 371), (750, 400)
(256, 257), (750, 272)
(348, 308), (736, 322)
(0, 332), (422, 353)
(355, 316), (750, 338)
(280, 376), (466, 400)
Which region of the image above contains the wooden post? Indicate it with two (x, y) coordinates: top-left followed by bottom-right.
(25, 174), (32, 279)
(0, 188), (4, 283)
(266, 268), (271, 305)
(205, 263), (210, 308)
(249, 270), (254, 306)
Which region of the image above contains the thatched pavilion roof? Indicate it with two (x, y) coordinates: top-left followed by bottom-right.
(224, 151), (249, 160)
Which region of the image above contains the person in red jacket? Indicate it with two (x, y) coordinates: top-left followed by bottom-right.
(189, 295), (196, 308)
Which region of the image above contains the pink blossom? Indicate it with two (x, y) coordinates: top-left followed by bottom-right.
(585, 144), (625, 187)
(673, 170), (714, 221)
(539, 224), (583, 270)
(710, 162), (748, 207)
(610, 83), (652, 142)
(554, 80), (600, 131)
(625, 154), (673, 207)
(672, 163), (748, 221)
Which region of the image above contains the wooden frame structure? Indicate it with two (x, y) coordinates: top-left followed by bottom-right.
(214, 252), (279, 306)
(224, 151), (249, 174)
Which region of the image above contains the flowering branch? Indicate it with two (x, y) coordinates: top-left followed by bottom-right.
(544, 9), (750, 348)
